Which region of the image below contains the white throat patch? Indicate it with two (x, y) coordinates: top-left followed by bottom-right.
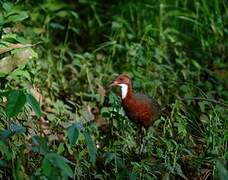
(118, 84), (128, 99)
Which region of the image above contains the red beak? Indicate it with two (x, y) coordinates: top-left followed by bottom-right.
(108, 80), (119, 88)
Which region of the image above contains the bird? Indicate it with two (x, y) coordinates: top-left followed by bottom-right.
(109, 74), (161, 128)
(109, 74), (161, 157)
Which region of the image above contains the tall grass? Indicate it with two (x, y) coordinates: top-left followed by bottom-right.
(0, 0), (227, 179)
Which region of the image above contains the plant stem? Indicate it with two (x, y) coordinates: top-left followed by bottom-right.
(176, 96), (228, 108)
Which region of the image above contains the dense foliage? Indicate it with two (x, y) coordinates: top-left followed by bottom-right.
(0, 0), (227, 179)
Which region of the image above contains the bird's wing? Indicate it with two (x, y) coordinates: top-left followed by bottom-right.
(133, 93), (160, 110)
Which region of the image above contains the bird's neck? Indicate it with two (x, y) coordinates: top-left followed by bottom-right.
(119, 83), (133, 100)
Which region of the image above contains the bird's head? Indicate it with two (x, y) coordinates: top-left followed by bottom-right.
(109, 74), (132, 99)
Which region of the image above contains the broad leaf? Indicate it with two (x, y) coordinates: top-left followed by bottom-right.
(2, 2), (13, 12)
(83, 131), (96, 164)
(216, 160), (228, 180)
(31, 136), (49, 155)
(6, 90), (26, 118)
(0, 129), (13, 140)
(26, 93), (41, 118)
(11, 123), (26, 134)
(6, 11), (29, 23)
(0, 123), (25, 140)
(41, 158), (53, 178)
(45, 153), (73, 178)
(0, 160), (8, 168)
(67, 123), (79, 145)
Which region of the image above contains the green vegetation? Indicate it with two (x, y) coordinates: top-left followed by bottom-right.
(0, 0), (227, 179)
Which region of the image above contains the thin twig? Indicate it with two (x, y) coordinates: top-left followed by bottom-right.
(0, 42), (42, 54)
(176, 96), (228, 108)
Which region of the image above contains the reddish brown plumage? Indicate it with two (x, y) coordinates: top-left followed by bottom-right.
(110, 74), (160, 127)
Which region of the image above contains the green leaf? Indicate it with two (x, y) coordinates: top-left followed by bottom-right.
(0, 15), (3, 26)
(0, 141), (13, 160)
(6, 90), (26, 118)
(13, 158), (23, 180)
(0, 160), (8, 168)
(83, 131), (96, 164)
(31, 136), (49, 155)
(11, 123), (26, 134)
(57, 143), (65, 154)
(45, 153), (73, 178)
(67, 123), (79, 145)
(1, 33), (17, 42)
(9, 69), (31, 81)
(216, 160), (228, 180)
(192, 60), (201, 70)
(42, 157), (53, 178)
(26, 93), (41, 118)
(0, 72), (7, 77)
(6, 11), (29, 23)
(101, 107), (110, 117)
(0, 123), (25, 140)
(0, 129), (13, 140)
(2, 2), (13, 12)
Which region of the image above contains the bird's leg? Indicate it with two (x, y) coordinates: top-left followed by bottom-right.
(135, 126), (147, 160)
(135, 126), (142, 157)
(140, 127), (148, 155)
(139, 126), (144, 153)
(136, 126), (145, 160)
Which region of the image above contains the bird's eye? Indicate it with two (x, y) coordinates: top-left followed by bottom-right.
(119, 77), (123, 81)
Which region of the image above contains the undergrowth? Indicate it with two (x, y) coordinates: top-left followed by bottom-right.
(0, 0), (227, 179)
